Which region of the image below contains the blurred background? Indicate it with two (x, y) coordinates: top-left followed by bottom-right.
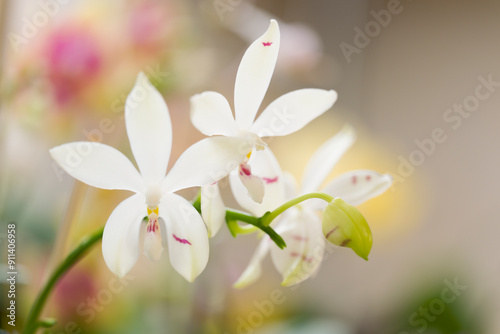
(1, 0), (499, 333)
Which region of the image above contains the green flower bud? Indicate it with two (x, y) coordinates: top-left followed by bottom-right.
(322, 198), (373, 260)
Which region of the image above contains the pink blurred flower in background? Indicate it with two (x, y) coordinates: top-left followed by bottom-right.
(44, 26), (102, 106)
(53, 268), (98, 321)
(2, 0), (179, 135)
(127, 0), (174, 52)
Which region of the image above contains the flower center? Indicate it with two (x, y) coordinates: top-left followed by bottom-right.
(238, 130), (267, 152)
(145, 184), (162, 209)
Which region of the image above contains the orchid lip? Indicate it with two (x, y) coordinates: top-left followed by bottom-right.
(144, 211), (163, 261)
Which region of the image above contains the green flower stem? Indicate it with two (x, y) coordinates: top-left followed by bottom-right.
(225, 209), (286, 248)
(226, 209), (260, 225)
(191, 191), (286, 247)
(226, 220), (259, 235)
(223, 193), (333, 249)
(23, 227), (104, 334)
(261, 192), (334, 226)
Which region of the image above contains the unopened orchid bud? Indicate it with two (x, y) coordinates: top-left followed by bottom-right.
(322, 198), (373, 260)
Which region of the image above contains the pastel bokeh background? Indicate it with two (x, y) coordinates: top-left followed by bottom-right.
(1, 0), (499, 333)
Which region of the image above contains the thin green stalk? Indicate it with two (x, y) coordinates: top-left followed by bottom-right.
(225, 220), (259, 235)
(226, 209), (260, 225)
(223, 193), (333, 249)
(225, 209), (286, 248)
(262, 192), (333, 226)
(23, 227), (104, 334)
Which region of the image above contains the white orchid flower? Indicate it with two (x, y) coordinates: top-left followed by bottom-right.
(234, 125), (393, 288)
(191, 19), (337, 236)
(50, 73), (250, 281)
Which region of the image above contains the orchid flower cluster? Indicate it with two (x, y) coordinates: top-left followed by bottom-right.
(50, 20), (392, 287)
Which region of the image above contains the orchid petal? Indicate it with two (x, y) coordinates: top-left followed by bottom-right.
(322, 170), (393, 206)
(237, 163), (265, 204)
(270, 209), (325, 286)
(283, 171), (298, 201)
(50, 142), (144, 193)
(234, 19), (280, 129)
(251, 89), (337, 137)
(233, 237), (271, 289)
(163, 136), (251, 193)
(102, 194), (146, 277)
(159, 194), (209, 282)
(190, 91), (238, 136)
(201, 183), (226, 237)
(301, 125), (356, 193)
(125, 72), (172, 185)
(229, 148), (285, 217)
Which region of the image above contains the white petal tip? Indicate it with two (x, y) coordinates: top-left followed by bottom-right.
(280, 271), (310, 287)
(263, 19), (280, 40)
(133, 72), (155, 91)
(144, 244), (163, 262)
(206, 226), (221, 238)
(341, 123), (356, 134)
(189, 92), (204, 102)
(48, 145), (66, 158)
(382, 174), (394, 184)
(110, 267), (130, 279)
(327, 89), (338, 104)
(250, 190), (264, 204)
(136, 71), (148, 82)
(238, 164), (265, 204)
(48, 147), (58, 160)
(206, 227), (218, 238)
(277, 267), (308, 287)
(280, 279), (299, 287)
(233, 279), (251, 289)
(178, 269), (199, 283)
(338, 124), (357, 144)
(232, 262), (262, 289)
(189, 95), (198, 104)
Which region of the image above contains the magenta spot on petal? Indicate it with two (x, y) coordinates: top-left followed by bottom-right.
(262, 176), (278, 184)
(240, 164), (251, 176)
(366, 175), (371, 181)
(290, 252), (300, 257)
(352, 175), (357, 185)
(173, 234), (191, 245)
(262, 42), (273, 46)
(292, 235), (307, 241)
